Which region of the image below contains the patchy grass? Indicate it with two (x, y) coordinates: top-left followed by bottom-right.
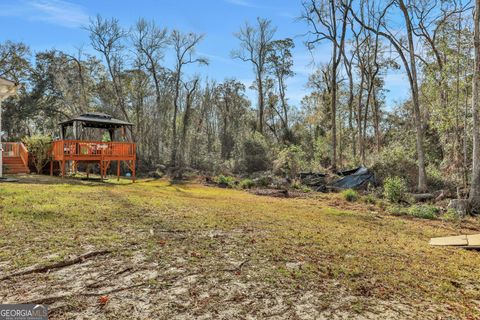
(1, 175), (480, 318)
(342, 189), (358, 202)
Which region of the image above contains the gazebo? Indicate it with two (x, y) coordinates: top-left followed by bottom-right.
(51, 112), (136, 181)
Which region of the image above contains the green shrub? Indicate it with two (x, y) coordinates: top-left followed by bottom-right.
(442, 208), (460, 221)
(313, 136), (330, 169)
(383, 176), (408, 203)
(216, 175), (236, 188)
(426, 164), (455, 191)
(407, 205), (439, 220)
(273, 145), (305, 179)
(256, 175), (273, 187)
(389, 205), (409, 217)
(22, 135), (53, 174)
(362, 194), (377, 205)
(301, 186), (312, 193)
(291, 178), (302, 190)
(371, 143), (417, 188)
(342, 189), (358, 202)
(240, 178), (255, 189)
(242, 133), (270, 173)
(390, 204), (439, 220)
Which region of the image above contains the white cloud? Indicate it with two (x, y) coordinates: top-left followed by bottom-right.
(225, 0), (258, 8)
(197, 51), (234, 65)
(0, 0), (89, 28)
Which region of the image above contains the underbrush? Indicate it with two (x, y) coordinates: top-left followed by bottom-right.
(383, 176), (408, 203)
(212, 174), (312, 193)
(342, 189), (358, 202)
(215, 175), (236, 188)
(239, 178), (255, 189)
(390, 204), (440, 220)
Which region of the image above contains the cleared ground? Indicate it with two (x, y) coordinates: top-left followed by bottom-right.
(1, 175), (480, 319)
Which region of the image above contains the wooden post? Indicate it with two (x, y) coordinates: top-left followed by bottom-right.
(61, 160), (65, 178)
(100, 146), (104, 180)
(50, 160), (53, 176)
(117, 160), (120, 181)
(132, 160), (136, 183)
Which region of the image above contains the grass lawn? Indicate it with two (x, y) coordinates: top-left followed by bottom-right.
(1, 175), (480, 319)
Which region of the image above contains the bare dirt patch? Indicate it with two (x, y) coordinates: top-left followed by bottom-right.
(1, 176), (480, 319)
(1, 229), (426, 319)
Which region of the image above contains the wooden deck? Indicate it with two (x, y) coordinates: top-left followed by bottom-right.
(1, 142), (29, 174)
(51, 140), (136, 181)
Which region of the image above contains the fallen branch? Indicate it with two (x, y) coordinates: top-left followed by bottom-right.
(0, 250), (111, 281)
(155, 229), (186, 234)
(82, 283), (147, 296)
(410, 193), (435, 202)
(223, 259), (249, 272)
(86, 266), (137, 289)
(20, 283), (148, 305)
(21, 294), (71, 305)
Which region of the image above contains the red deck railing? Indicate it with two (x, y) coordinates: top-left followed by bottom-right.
(51, 140), (136, 161)
(19, 143), (29, 168)
(2, 142), (20, 157)
(2, 142), (29, 167)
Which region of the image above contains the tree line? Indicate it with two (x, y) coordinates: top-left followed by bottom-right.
(3, 0), (480, 210)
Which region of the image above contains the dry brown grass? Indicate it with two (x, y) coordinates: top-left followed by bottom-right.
(1, 175), (480, 319)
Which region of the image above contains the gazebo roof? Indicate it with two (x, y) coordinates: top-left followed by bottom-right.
(59, 112), (133, 129)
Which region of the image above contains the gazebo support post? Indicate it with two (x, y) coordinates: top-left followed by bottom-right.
(132, 160), (136, 183)
(61, 160), (65, 178)
(117, 160), (120, 181)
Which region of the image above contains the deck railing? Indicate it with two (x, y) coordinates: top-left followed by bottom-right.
(51, 140), (136, 160)
(1, 142), (29, 168)
(19, 143), (29, 168)
(2, 142), (20, 157)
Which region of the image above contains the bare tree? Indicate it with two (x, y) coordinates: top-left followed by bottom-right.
(180, 77), (199, 167)
(87, 15), (130, 123)
(232, 17), (276, 135)
(132, 18), (169, 124)
(412, 0), (472, 172)
(302, 0), (352, 170)
(266, 38), (295, 142)
(347, 0), (428, 192)
(170, 30), (207, 166)
(341, 19), (357, 158)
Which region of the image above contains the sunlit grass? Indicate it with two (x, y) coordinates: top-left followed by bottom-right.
(0, 175), (479, 316)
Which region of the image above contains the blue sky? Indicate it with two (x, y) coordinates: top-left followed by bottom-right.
(0, 0), (409, 108)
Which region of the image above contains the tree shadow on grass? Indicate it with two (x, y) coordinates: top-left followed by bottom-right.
(5, 174), (135, 187)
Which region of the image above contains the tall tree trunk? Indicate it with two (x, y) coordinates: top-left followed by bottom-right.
(357, 72), (365, 163)
(372, 88), (381, 153)
(170, 75), (181, 166)
(346, 63), (356, 158)
(469, 0), (480, 209)
(399, 0), (427, 192)
(331, 51), (338, 171)
(257, 70), (264, 134)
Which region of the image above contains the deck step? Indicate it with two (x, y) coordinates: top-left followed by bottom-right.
(4, 156), (23, 161)
(3, 156), (29, 174)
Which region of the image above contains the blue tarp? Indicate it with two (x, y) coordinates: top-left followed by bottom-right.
(330, 167), (375, 189)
